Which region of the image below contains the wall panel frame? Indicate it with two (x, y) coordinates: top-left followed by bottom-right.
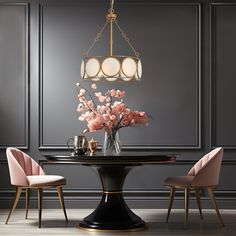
(210, 2), (236, 149)
(0, 3), (29, 149)
(39, 1), (201, 150)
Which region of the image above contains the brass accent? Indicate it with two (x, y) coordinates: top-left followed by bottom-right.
(165, 185), (225, 227)
(106, 8), (116, 56)
(195, 188), (203, 220)
(208, 187), (225, 227)
(166, 187), (175, 223)
(83, 21), (108, 57)
(25, 188), (30, 219)
(78, 225), (147, 232)
(83, 55), (139, 81)
(88, 138), (97, 155)
(114, 20), (140, 58)
(107, 11), (117, 22)
(38, 188), (43, 228)
(82, 0), (141, 81)
(57, 186), (68, 222)
(6, 185), (68, 228)
(6, 187), (22, 224)
(184, 188), (190, 228)
(103, 191), (123, 194)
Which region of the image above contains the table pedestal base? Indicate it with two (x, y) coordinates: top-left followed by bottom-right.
(79, 193), (146, 231)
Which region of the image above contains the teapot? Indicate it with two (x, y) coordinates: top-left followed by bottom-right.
(67, 135), (88, 156)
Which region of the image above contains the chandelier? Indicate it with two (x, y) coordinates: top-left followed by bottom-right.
(81, 0), (142, 82)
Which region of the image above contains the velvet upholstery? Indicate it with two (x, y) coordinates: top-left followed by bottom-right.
(5, 147), (68, 227)
(164, 147), (225, 227)
(165, 147), (223, 187)
(6, 147), (66, 187)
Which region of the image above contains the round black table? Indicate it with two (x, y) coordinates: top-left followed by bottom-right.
(43, 153), (176, 231)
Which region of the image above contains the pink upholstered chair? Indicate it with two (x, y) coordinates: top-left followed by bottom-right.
(164, 147), (224, 227)
(6, 147), (68, 227)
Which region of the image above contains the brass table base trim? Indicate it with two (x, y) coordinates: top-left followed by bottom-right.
(77, 224), (147, 232)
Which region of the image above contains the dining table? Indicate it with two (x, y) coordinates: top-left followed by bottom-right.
(40, 152), (177, 232)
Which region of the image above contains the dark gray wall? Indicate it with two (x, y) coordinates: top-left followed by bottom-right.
(1, 0), (236, 209)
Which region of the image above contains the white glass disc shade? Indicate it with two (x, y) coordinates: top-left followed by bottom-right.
(91, 71), (102, 81)
(106, 77), (118, 81)
(85, 58), (100, 77)
(102, 57), (120, 76)
(137, 60), (142, 79)
(120, 70), (132, 81)
(122, 57), (137, 77)
(80, 60), (85, 78)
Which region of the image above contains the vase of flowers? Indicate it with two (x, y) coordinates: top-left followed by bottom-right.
(76, 83), (148, 155)
(103, 130), (121, 155)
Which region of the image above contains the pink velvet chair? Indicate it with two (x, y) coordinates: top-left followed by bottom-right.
(6, 147), (68, 227)
(164, 147), (224, 227)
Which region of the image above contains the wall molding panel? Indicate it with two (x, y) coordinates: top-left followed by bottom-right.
(210, 2), (236, 149)
(0, 3), (29, 149)
(39, 2), (202, 150)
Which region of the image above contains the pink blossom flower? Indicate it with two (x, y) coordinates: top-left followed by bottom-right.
(97, 105), (106, 113)
(79, 89), (85, 96)
(87, 116), (104, 132)
(79, 116), (85, 121)
(91, 84), (97, 90)
(77, 85), (148, 135)
(87, 100), (94, 109)
(117, 90), (125, 98)
(95, 92), (102, 97)
(99, 96), (106, 103)
(103, 114), (110, 121)
(112, 102), (126, 114)
(110, 115), (116, 121)
(110, 89), (116, 97)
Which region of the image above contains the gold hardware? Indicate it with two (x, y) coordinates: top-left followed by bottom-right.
(103, 191), (122, 194)
(88, 138), (98, 155)
(81, 0), (141, 82)
(78, 225), (147, 232)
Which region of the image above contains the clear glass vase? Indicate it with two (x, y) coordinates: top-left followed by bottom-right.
(103, 131), (121, 156)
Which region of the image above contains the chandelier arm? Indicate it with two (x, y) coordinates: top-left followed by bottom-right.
(83, 21), (109, 57)
(114, 20), (140, 58)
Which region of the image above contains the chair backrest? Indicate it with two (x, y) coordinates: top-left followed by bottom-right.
(6, 147), (45, 186)
(187, 147), (223, 187)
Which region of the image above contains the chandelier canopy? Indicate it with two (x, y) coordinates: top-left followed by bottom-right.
(81, 0), (142, 82)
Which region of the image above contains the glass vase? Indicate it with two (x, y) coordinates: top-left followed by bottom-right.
(103, 131), (121, 156)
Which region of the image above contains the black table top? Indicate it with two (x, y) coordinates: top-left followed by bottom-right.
(43, 152), (177, 165)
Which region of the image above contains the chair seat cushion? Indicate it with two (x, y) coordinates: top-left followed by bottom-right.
(164, 176), (194, 187)
(27, 175), (66, 187)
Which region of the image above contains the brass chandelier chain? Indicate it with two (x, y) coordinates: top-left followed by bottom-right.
(83, 0), (140, 59)
(83, 21), (108, 57)
(81, 0), (142, 82)
(114, 20), (140, 58)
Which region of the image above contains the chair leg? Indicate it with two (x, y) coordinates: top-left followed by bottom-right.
(184, 188), (190, 228)
(25, 188), (30, 219)
(166, 187), (175, 223)
(38, 188), (43, 228)
(195, 188), (203, 220)
(5, 187), (22, 224)
(57, 186), (68, 222)
(208, 187), (225, 227)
